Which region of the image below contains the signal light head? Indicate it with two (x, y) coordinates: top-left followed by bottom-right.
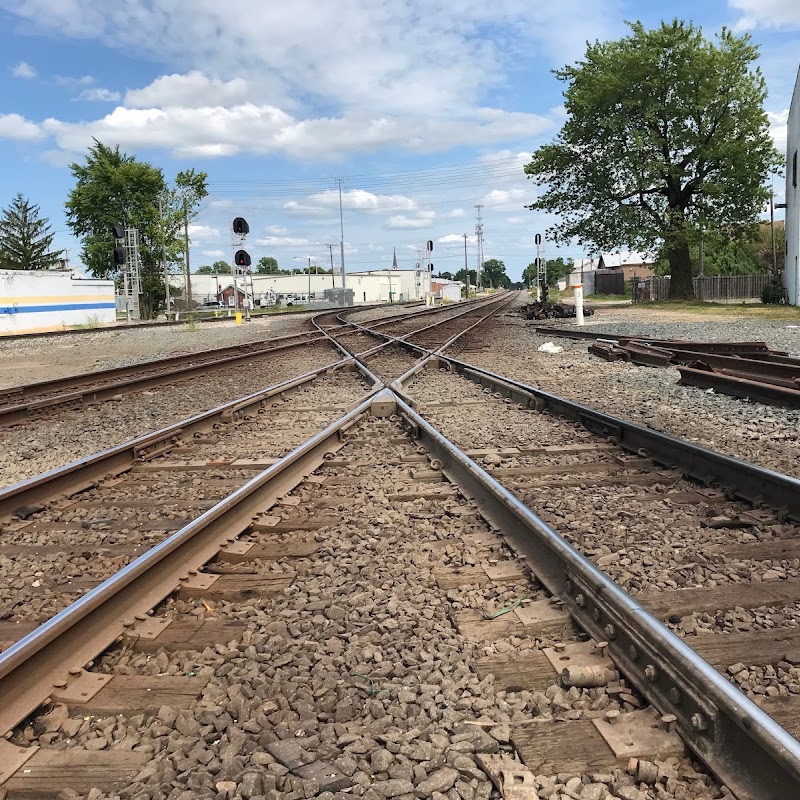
(234, 249), (252, 268)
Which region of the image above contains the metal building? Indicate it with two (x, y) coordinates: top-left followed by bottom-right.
(785, 64), (800, 305)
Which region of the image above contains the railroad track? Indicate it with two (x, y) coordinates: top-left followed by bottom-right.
(1, 295), (798, 797)
(0, 300), (471, 428)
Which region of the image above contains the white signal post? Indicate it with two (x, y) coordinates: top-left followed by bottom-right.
(573, 283), (585, 325)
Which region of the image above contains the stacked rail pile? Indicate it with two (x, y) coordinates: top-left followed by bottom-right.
(536, 327), (800, 407)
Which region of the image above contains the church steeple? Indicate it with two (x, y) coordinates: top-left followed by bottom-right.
(392, 247), (398, 269)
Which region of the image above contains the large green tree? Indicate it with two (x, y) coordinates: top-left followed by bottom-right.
(524, 20), (780, 299)
(196, 261), (232, 274)
(256, 256), (282, 274)
(65, 141), (208, 317)
(0, 194), (62, 270)
(522, 257), (574, 288)
(480, 258), (510, 288)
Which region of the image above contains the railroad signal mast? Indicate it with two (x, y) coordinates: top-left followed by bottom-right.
(535, 233), (547, 303)
(474, 205), (484, 293)
(113, 222), (142, 321)
(232, 217), (251, 320)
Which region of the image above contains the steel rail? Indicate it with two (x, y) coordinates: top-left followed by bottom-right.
(0, 329), (323, 405)
(0, 354), (359, 520)
(390, 390), (800, 800)
(340, 293), (513, 358)
(433, 355), (800, 522)
(0, 390), (382, 737)
(677, 365), (800, 407)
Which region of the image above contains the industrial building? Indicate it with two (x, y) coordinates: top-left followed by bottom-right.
(180, 268), (436, 307)
(786, 64), (800, 305)
(0, 269), (115, 334)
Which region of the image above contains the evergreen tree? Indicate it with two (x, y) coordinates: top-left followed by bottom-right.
(0, 194), (62, 270)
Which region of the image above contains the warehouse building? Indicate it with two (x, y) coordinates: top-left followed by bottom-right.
(180, 268), (434, 307)
(0, 269), (115, 335)
(786, 64), (800, 305)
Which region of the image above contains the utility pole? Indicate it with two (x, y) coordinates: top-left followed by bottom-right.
(463, 233), (469, 295)
(159, 196), (171, 317)
(770, 183), (778, 281)
(183, 199), (192, 310)
(336, 178), (347, 293)
(327, 244), (336, 288)
(474, 205), (484, 293)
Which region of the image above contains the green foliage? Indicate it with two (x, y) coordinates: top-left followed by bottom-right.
(434, 271), (454, 280)
(65, 141), (208, 318)
(454, 268), (477, 286)
(525, 20), (781, 300)
(522, 257), (573, 287)
(0, 193), (62, 270)
(256, 256), (286, 274)
(197, 260), (232, 274)
(480, 258), (510, 288)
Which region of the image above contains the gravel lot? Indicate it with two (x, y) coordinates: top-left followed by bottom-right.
(454, 300), (800, 478)
(0, 342), (343, 489)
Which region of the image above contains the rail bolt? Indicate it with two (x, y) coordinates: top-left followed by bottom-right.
(661, 714), (677, 732)
(592, 607), (600, 621)
(604, 624), (616, 639)
(691, 713), (707, 731)
(575, 593), (586, 608)
(644, 664), (658, 681)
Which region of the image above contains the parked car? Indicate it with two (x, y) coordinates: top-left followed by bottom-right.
(200, 300), (225, 309)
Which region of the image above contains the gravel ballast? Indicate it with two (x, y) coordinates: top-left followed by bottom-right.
(451, 300), (800, 478)
(0, 342), (343, 489)
(14, 416), (723, 799)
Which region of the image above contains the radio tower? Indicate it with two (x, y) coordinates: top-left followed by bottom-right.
(474, 205), (485, 292)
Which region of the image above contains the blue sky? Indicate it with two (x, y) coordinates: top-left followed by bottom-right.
(1, 0), (798, 281)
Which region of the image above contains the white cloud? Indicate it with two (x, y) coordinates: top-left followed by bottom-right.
(506, 216), (524, 224)
(125, 71), (251, 108)
(76, 87), (121, 102)
(0, 113), (42, 141)
(12, 61), (36, 79)
(285, 189), (417, 213)
(187, 224), (220, 241)
(768, 109), (789, 153)
(265, 225), (288, 235)
(254, 236), (311, 247)
(2, 0), (610, 161)
(384, 213), (435, 229)
(201, 249), (226, 257)
(55, 74), (95, 86)
(447, 208), (465, 218)
(480, 187), (532, 210)
(731, 0), (800, 30)
(2, 1), (616, 113)
(438, 233), (475, 245)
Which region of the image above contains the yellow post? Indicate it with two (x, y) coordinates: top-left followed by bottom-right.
(235, 312), (243, 325)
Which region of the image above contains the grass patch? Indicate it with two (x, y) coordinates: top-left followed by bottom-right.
(585, 293), (631, 303)
(631, 301), (800, 320)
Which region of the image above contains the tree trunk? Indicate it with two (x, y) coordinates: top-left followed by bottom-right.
(667, 220), (695, 300)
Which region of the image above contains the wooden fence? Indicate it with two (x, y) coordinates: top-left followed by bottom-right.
(634, 274), (771, 302)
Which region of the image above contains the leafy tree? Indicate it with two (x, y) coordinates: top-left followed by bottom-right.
(480, 258), (510, 288)
(66, 140), (166, 318)
(162, 169), (208, 307)
(0, 194), (62, 270)
(256, 256), (281, 274)
(454, 268), (477, 286)
(65, 141), (208, 318)
(524, 20), (780, 299)
(434, 271), (454, 280)
(522, 257), (574, 288)
(197, 260), (232, 274)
